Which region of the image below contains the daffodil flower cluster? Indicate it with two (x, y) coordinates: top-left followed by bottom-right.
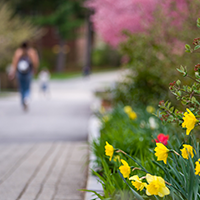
(105, 141), (170, 198)
(124, 106), (137, 120)
(104, 107), (200, 199)
(154, 136), (200, 181)
(130, 174), (170, 197)
(154, 143), (196, 164)
(105, 136), (200, 199)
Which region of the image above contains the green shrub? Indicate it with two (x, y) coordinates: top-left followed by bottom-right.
(92, 45), (121, 67)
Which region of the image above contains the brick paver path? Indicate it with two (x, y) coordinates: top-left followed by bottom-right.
(0, 71), (122, 200)
(0, 142), (88, 200)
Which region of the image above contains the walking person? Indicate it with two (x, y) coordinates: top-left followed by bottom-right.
(38, 68), (50, 97)
(9, 41), (39, 111)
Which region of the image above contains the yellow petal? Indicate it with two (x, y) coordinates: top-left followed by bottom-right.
(129, 175), (139, 181)
(146, 174), (154, 184)
(158, 186), (170, 197)
(121, 159), (128, 166)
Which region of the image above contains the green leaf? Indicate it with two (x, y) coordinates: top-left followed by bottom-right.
(194, 45), (200, 50)
(118, 170), (145, 200)
(181, 100), (187, 105)
(176, 80), (181, 86)
(79, 189), (104, 200)
(167, 102), (171, 109)
(175, 109), (179, 114)
(197, 18), (200, 28)
(170, 106), (174, 112)
(178, 65), (184, 71)
(177, 91), (181, 97)
(177, 68), (184, 73)
(153, 160), (187, 198)
(164, 100), (169, 107)
(188, 158), (195, 200)
(125, 153), (149, 173)
(185, 44), (191, 50)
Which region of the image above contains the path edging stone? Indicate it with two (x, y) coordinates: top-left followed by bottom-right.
(84, 99), (104, 200)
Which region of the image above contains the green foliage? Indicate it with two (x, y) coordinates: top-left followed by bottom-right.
(114, 32), (176, 106)
(0, 2), (40, 70)
(157, 65), (200, 131)
(92, 45), (121, 67)
(39, 48), (56, 71)
(33, 1), (85, 39)
(113, 135), (200, 199)
(92, 105), (176, 172)
(83, 158), (137, 200)
(111, 18), (200, 200)
(112, 68), (168, 107)
(113, 1), (200, 107)
(8, 0), (86, 39)
(90, 102), (200, 199)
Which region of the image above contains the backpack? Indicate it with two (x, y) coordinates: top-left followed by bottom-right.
(17, 56), (32, 74)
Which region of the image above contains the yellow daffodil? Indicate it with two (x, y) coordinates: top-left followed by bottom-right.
(195, 159), (200, 176)
(129, 175), (147, 191)
(154, 143), (169, 164)
(103, 115), (110, 122)
(124, 106), (137, 120)
(113, 155), (120, 162)
(146, 106), (155, 113)
(99, 106), (106, 114)
(182, 108), (198, 135)
(119, 159), (131, 178)
(105, 141), (114, 161)
(146, 174), (170, 197)
(129, 111), (137, 120)
(180, 144), (195, 159)
(124, 106), (132, 114)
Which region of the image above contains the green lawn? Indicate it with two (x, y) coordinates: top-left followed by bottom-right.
(42, 67), (119, 80)
(50, 72), (81, 79)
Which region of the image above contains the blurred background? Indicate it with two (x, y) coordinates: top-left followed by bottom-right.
(0, 0), (121, 91)
(0, 0), (200, 140)
(0, 0), (199, 108)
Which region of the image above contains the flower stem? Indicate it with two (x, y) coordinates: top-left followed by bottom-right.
(116, 149), (127, 155)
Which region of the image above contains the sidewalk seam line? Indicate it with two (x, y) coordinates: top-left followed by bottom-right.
(16, 143), (57, 200)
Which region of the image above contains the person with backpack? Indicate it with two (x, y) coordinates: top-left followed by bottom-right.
(9, 41), (39, 111)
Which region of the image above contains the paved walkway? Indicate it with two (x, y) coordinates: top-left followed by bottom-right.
(0, 70), (123, 200)
(0, 142), (87, 200)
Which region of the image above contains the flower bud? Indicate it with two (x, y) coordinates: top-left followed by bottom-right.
(176, 80), (181, 86)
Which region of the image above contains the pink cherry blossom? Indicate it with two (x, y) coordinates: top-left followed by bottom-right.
(85, 0), (190, 47)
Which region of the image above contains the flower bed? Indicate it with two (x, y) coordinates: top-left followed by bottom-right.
(84, 18), (200, 200)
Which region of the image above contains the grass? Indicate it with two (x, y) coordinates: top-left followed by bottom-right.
(0, 91), (17, 97)
(50, 72), (81, 79)
(41, 67), (120, 80)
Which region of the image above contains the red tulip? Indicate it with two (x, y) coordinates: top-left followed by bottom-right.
(155, 134), (169, 146)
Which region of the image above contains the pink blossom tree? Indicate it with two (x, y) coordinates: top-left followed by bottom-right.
(86, 0), (157, 46)
(85, 0), (200, 106)
(85, 0), (196, 47)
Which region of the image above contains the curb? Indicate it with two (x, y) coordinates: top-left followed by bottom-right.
(84, 112), (104, 200)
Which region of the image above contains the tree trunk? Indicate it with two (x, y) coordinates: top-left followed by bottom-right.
(56, 38), (66, 72)
(83, 11), (93, 76)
